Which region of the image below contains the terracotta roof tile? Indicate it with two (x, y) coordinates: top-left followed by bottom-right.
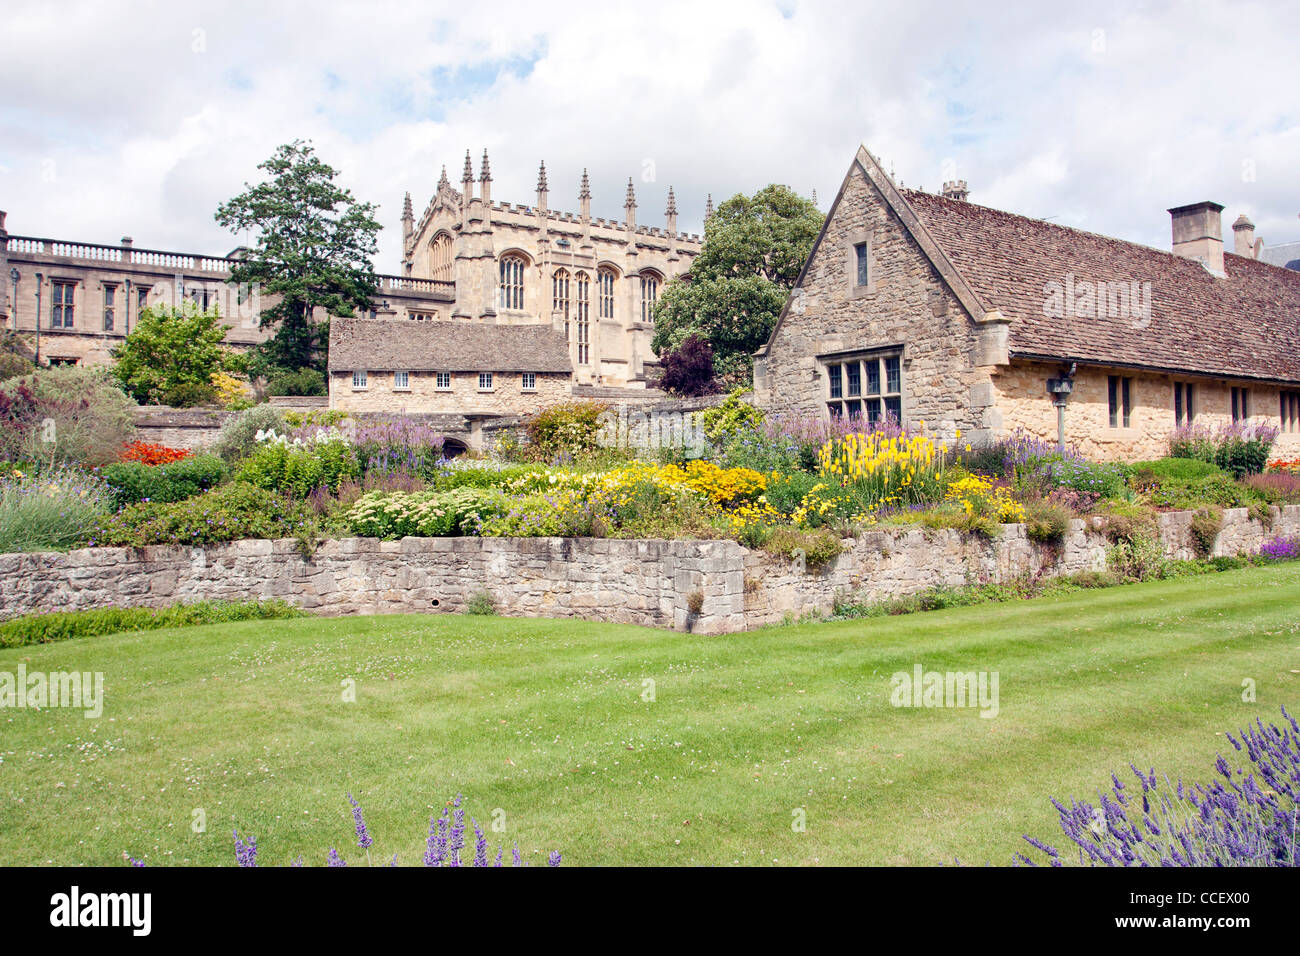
(328, 318), (572, 374)
(903, 189), (1300, 383)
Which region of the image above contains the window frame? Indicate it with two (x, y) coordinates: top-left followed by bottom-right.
(102, 283), (117, 331)
(1280, 390), (1300, 433)
(597, 267), (617, 320)
(521, 371), (537, 392)
(477, 371), (494, 392)
(823, 349), (903, 423)
(352, 369), (368, 390)
(639, 273), (659, 324)
(499, 255), (526, 311)
(1174, 381), (1195, 427)
(1108, 375), (1133, 429)
(552, 268), (571, 340)
(1231, 386), (1249, 423)
(575, 271), (590, 364)
(51, 279), (77, 329)
(435, 371), (452, 391)
(393, 370), (410, 390)
(845, 230), (875, 297)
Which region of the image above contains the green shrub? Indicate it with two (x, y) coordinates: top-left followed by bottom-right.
(1130, 457), (1224, 481)
(0, 466), (112, 552)
(344, 488), (507, 539)
(0, 365), (137, 467)
(99, 454), (228, 508)
(1148, 473), (1261, 510)
(1214, 433), (1274, 479)
(1100, 500), (1160, 545)
(761, 470), (824, 517)
(212, 404), (286, 464)
(87, 481), (315, 546)
(764, 526), (843, 567)
(236, 438), (359, 497)
(267, 368), (327, 397)
(430, 464), (542, 492)
(463, 592), (497, 616)
(1046, 459), (1130, 499)
(1188, 506), (1224, 558)
(1107, 535), (1169, 581)
(697, 388), (765, 443)
(523, 400), (608, 461)
(159, 381), (218, 408)
(0, 351), (33, 382)
(1023, 498), (1072, 544)
(0, 599), (305, 649)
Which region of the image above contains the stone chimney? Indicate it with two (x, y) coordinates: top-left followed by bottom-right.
(1231, 214), (1260, 258)
(1169, 201), (1224, 275)
(941, 180), (969, 201)
(0, 210), (7, 234)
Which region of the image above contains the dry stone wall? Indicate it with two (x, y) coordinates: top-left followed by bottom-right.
(1, 506), (1296, 634)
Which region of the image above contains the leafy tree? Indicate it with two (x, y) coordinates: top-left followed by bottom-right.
(652, 184), (822, 391)
(658, 333), (718, 396)
(111, 303), (234, 405)
(215, 140), (381, 375)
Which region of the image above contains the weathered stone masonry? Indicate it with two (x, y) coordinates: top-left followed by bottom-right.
(2, 506), (1295, 634)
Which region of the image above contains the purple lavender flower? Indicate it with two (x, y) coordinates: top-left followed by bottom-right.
(233, 829), (257, 868)
(347, 793), (374, 850)
(1021, 707), (1300, 867)
(327, 848), (347, 867)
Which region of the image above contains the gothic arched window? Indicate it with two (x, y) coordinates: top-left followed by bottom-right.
(553, 268), (571, 340)
(499, 255), (525, 310)
(430, 232), (454, 282)
(640, 273), (660, 324)
(597, 267), (617, 319)
(575, 271), (591, 365)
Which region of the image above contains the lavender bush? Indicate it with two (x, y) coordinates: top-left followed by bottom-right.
(0, 465), (111, 552)
(1172, 421), (1279, 477)
(222, 792), (561, 868)
(1259, 535), (1300, 561)
(1021, 707), (1299, 866)
(350, 419), (447, 479)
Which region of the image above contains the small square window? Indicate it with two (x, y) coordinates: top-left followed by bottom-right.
(478, 372), (493, 391)
(435, 372), (451, 390)
(393, 371), (409, 390)
(352, 370), (368, 389)
(522, 371), (536, 391)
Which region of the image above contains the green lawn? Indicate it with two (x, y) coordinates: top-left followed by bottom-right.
(2, 564), (1298, 866)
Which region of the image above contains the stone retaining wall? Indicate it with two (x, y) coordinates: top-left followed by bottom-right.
(1, 505), (1296, 634)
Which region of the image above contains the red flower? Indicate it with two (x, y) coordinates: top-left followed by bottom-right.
(119, 440), (192, 466)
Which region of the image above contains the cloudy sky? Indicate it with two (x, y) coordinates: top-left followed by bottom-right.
(1, 0), (1296, 271)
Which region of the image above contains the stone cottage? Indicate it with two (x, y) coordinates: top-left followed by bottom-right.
(752, 145), (1300, 460)
(327, 316), (572, 416)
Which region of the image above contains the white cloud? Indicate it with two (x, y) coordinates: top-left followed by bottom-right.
(1, 0), (1296, 269)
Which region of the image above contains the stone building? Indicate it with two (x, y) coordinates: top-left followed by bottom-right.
(0, 210), (454, 368)
(398, 151), (704, 389)
(327, 316), (572, 417)
(753, 145), (1300, 461)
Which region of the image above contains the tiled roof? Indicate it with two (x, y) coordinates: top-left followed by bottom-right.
(328, 317), (573, 374)
(902, 189), (1300, 383)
